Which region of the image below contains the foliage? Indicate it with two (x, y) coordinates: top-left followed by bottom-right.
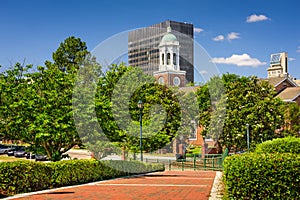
(176, 89), (199, 139)
(0, 161), (52, 196)
(255, 136), (300, 154)
(282, 102), (300, 137)
(51, 36), (89, 72)
(0, 159), (164, 197)
(94, 64), (182, 158)
(0, 63), (33, 141)
(197, 74), (284, 152)
(0, 62), (80, 161)
(0, 36), (91, 161)
(223, 153), (300, 200)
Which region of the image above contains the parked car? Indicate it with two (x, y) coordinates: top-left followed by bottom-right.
(14, 146), (26, 157)
(7, 148), (16, 156)
(35, 154), (48, 161)
(25, 152), (35, 159)
(0, 145), (10, 154)
(6, 145), (24, 156)
(236, 150), (247, 154)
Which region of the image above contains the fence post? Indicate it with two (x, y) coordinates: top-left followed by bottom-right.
(181, 160), (184, 171)
(169, 159), (171, 171)
(204, 157), (206, 170)
(193, 154), (196, 171)
(212, 158), (215, 170)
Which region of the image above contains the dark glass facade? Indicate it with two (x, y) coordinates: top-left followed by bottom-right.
(128, 20), (194, 83)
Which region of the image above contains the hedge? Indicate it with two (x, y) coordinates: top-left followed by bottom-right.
(223, 153), (300, 200)
(0, 159), (164, 197)
(255, 136), (300, 154)
(0, 161), (52, 196)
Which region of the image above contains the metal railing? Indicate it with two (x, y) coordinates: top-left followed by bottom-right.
(144, 149), (228, 171)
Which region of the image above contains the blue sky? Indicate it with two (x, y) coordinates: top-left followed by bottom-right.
(1, 0), (300, 81)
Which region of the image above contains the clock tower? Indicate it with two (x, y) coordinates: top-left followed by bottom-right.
(153, 27), (186, 87)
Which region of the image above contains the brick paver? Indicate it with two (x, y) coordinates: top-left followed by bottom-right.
(9, 171), (216, 200)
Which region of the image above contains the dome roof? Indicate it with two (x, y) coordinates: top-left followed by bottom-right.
(160, 26), (178, 44)
(161, 33), (178, 43)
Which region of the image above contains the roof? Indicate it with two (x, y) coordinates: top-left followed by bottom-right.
(276, 87), (300, 101)
(160, 26), (178, 44)
(265, 76), (298, 87)
(179, 86), (200, 93)
(161, 33), (178, 43)
(294, 79), (300, 86)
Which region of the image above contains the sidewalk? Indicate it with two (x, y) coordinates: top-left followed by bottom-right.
(6, 171), (220, 200)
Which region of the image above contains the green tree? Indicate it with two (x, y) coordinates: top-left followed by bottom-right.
(197, 74), (284, 152)
(282, 102), (300, 137)
(0, 36), (92, 161)
(90, 64), (182, 159)
(0, 63), (33, 141)
(25, 63), (81, 161)
(51, 36), (89, 72)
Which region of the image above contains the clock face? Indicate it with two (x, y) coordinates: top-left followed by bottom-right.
(173, 76), (181, 86)
(158, 77), (165, 84)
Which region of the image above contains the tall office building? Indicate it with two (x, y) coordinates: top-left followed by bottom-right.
(128, 20), (194, 83)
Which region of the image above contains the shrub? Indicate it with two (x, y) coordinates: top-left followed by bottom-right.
(255, 136), (300, 154)
(223, 153), (300, 200)
(0, 161), (52, 196)
(0, 159), (164, 197)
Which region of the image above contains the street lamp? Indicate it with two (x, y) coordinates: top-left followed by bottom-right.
(246, 123), (250, 151)
(138, 100), (144, 161)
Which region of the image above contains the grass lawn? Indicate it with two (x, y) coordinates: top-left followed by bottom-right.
(0, 155), (24, 162)
(186, 146), (202, 154)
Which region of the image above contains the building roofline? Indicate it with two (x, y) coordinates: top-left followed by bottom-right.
(274, 77), (298, 87)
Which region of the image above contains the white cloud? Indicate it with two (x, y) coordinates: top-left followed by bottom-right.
(246, 14), (270, 23)
(227, 32), (240, 40)
(194, 27), (204, 33)
(211, 54), (266, 67)
(297, 46), (300, 53)
(213, 35), (225, 41)
(289, 58), (296, 61)
(199, 70), (208, 74)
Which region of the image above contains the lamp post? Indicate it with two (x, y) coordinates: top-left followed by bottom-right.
(138, 100), (144, 161)
(246, 123), (250, 151)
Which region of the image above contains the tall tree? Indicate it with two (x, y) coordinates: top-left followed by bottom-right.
(282, 102), (300, 137)
(0, 36), (93, 161)
(86, 64), (182, 159)
(0, 63), (32, 141)
(51, 36), (89, 72)
(197, 74), (284, 152)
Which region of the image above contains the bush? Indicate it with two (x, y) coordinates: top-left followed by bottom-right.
(255, 136), (300, 154)
(0, 161), (52, 196)
(223, 153), (300, 200)
(0, 159), (164, 197)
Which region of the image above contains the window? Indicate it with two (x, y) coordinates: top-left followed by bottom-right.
(167, 53), (171, 65)
(158, 77), (164, 84)
(189, 120), (197, 139)
(173, 53), (176, 65)
(162, 53), (164, 65)
(173, 76), (181, 86)
(270, 53), (281, 64)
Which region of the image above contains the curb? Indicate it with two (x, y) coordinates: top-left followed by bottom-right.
(208, 171), (223, 200)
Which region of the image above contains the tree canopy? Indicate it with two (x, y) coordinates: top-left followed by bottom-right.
(197, 74), (284, 152)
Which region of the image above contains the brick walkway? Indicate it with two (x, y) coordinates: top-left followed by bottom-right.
(8, 171), (216, 200)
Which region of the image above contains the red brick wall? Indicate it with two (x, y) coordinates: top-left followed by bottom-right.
(275, 80), (294, 92)
(295, 96), (300, 106)
(154, 73), (186, 87)
(188, 126), (204, 146)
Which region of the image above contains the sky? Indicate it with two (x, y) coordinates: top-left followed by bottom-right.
(1, 0), (300, 82)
